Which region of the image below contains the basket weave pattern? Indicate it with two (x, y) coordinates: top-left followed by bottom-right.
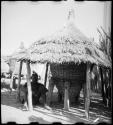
(50, 63), (86, 103)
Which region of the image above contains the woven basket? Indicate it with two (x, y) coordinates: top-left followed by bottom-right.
(50, 63), (86, 80)
(50, 63), (86, 103)
(69, 80), (83, 103)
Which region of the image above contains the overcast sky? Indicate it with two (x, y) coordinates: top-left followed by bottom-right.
(1, 1), (106, 56)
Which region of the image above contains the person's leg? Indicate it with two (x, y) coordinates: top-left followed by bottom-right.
(22, 91), (28, 110)
(41, 93), (46, 106)
(32, 93), (41, 105)
(58, 92), (62, 103)
(23, 101), (28, 110)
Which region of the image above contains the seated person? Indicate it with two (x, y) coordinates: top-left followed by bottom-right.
(31, 71), (48, 105)
(21, 71), (48, 108)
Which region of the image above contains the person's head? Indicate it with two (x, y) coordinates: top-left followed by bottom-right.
(32, 71), (38, 82)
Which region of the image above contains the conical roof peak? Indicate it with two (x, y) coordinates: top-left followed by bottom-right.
(19, 42), (26, 50)
(25, 1), (111, 67)
(66, 0), (75, 23)
(67, 8), (75, 21)
(10, 42), (30, 61)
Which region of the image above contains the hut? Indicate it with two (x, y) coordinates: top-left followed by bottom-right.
(1, 58), (9, 74)
(4, 55), (17, 75)
(9, 42), (33, 111)
(27, 4), (111, 119)
(10, 42), (46, 111)
(12, 1), (111, 119)
(13, 61), (27, 77)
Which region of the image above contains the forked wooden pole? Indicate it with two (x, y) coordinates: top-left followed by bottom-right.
(85, 63), (91, 119)
(64, 81), (70, 110)
(17, 61), (23, 101)
(44, 62), (49, 87)
(110, 68), (112, 108)
(47, 78), (54, 106)
(10, 71), (15, 92)
(26, 60), (33, 111)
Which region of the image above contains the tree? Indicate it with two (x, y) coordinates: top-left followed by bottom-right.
(97, 26), (111, 62)
(97, 26), (112, 107)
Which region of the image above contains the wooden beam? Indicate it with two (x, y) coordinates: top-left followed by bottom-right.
(17, 61), (23, 101)
(85, 63), (91, 119)
(110, 68), (112, 108)
(46, 78), (54, 106)
(64, 81), (70, 110)
(26, 60), (33, 111)
(99, 67), (106, 104)
(10, 71), (15, 92)
(90, 63), (95, 73)
(44, 62), (49, 87)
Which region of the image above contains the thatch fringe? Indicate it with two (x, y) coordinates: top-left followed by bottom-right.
(11, 22), (111, 68)
(28, 22), (111, 68)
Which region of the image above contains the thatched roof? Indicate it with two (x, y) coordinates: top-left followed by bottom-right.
(12, 8), (111, 68)
(10, 42), (30, 62)
(1, 58), (9, 73)
(28, 20), (111, 68)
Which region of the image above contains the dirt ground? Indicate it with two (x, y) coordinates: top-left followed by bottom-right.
(1, 88), (112, 124)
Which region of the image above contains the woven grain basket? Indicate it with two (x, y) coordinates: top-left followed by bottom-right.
(50, 63), (87, 103)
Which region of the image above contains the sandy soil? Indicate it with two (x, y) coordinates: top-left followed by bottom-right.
(1, 88), (112, 124)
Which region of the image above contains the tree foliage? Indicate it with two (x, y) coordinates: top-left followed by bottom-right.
(97, 26), (111, 62)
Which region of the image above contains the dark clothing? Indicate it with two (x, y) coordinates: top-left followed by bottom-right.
(12, 77), (17, 89)
(31, 82), (48, 105)
(20, 84), (28, 104)
(21, 81), (48, 105)
(1, 73), (5, 78)
(31, 82), (48, 94)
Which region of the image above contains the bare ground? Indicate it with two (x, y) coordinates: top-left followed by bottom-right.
(1, 88), (112, 124)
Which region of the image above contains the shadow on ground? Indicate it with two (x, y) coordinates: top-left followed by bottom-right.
(28, 115), (50, 124)
(33, 106), (89, 124)
(1, 90), (112, 124)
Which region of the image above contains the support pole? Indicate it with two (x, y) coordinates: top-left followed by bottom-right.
(46, 78), (54, 106)
(17, 61), (23, 101)
(100, 67), (106, 104)
(26, 60), (33, 111)
(44, 62), (49, 87)
(64, 81), (70, 110)
(110, 68), (112, 108)
(85, 63), (91, 119)
(10, 71), (15, 92)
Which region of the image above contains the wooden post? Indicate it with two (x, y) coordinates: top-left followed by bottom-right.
(44, 62), (49, 87)
(64, 81), (70, 110)
(110, 68), (112, 108)
(10, 71), (15, 92)
(46, 78), (54, 106)
(85, 63), (91, 119)
(100, 67), (106, 104)
(17, 61), (23, 101)
(26, 60), (33, 111)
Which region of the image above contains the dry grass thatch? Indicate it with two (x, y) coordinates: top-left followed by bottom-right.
(10, 42), (31, 62)
(97, 26), (111, 62)
(10, 22), (111, 68)
(28, 22), (111, 68)
(1, 58), (9, 73)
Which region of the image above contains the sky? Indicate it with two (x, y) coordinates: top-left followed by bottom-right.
(1, 1), (109, 56)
